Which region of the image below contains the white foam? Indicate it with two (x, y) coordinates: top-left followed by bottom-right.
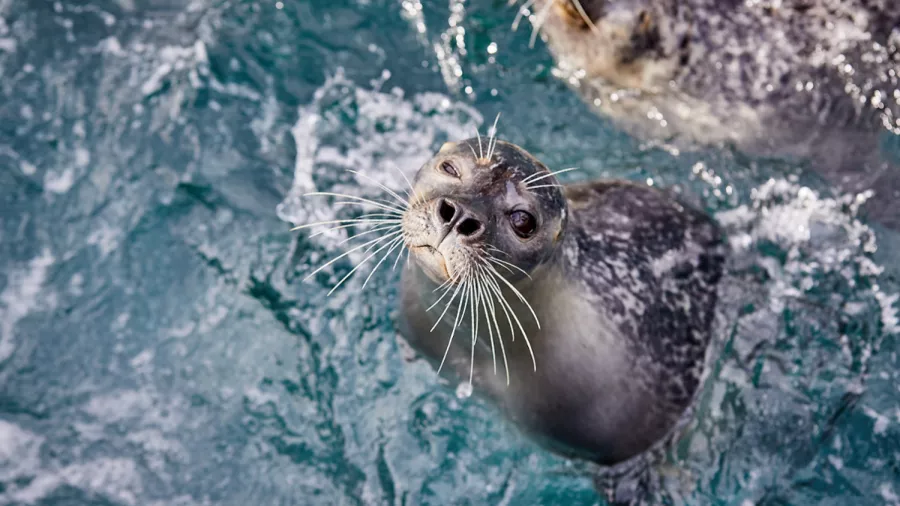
(129, 349), (154, 371)
(84, 389), (183, 432)
(11, 459), (144, 505)
(863, 406), (891, 435)
(20, 160), (36, 175)
(244, 386), (281, 410)
(276, 69), (480, 255)
(140, 42), (209, 96)
(0, 248), (55, 362)
(43, 168), (75, 194)
(125, 429), (187, 477)
(87, 221), (122, 257)
(74, 147), (90, 167)
(881, 483), (899, 504)
(0, 37), (15, 52)
(717, 179), (898, 336)
(874, 290), (899, 334)
(827, 455), (844, 470)
(0, 424), (146, 505)
(0, 421), (43, 481)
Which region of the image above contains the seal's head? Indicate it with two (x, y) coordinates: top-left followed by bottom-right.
(532, 0), (686, 90)
(402, 139), (568, 286)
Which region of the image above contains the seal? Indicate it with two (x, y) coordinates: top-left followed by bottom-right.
(521, 0), (900, 225)
(397, 137), (725, 467)
(524, 0), (900, 152)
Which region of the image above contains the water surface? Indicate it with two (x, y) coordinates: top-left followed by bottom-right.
(1, 0), (899, 504)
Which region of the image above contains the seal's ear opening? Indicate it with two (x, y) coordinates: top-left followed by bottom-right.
(439, 141), (457, 154)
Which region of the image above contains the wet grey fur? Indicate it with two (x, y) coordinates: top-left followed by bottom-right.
(399, 139), (725, 465)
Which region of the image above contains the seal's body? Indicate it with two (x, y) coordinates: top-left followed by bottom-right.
(531, 0), (900, 153)
(399, 139), (724, 465)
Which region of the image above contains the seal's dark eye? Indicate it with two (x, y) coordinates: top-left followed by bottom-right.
(439, 161), (460, 178)
(509, 211), (537, 238)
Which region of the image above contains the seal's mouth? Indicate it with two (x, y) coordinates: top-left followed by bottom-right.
(411, 244), (451, 283)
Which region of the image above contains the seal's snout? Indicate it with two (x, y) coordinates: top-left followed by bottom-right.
(556, 0), (659, 53)
(434, 198), (485, 243)
(436, 199), (457, 225)
(557, 0), (650, 29)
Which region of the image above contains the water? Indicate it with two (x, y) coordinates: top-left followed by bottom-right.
(0, 0), (898, 504)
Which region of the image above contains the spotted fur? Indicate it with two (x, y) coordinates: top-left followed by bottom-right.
(562, 181), (724, 415)
(399, 141), (725, 467)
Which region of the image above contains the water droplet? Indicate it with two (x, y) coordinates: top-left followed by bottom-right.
(456, 382), (473, 399)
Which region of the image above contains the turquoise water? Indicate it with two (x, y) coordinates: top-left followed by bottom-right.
(1, 0), (899, 504)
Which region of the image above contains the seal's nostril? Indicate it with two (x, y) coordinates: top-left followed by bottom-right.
(457, 218), (482, 237)
(438, 200), (456, 223)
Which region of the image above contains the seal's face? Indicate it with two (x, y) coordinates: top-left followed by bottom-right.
(532, 0), (685, 90)
(402, 139), (568, 286)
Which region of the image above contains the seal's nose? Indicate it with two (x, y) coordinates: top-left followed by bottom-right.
(455, 216), (483, 238)
(557, 0), (654, 39)
(434, 198), (484, 241)
(437, 199), (457, 224)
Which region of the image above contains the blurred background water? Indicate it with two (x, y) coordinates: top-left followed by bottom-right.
(0, 0), (899, 504)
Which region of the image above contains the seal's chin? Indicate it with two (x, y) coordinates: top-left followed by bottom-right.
(410, 245), (452, 285)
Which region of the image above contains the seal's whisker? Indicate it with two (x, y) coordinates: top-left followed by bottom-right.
(468, 278), (478, 385)
(310, 218), (401, 237)
(293, 218), (401, 233)
(335, 224), (402, 244)
(392, 165), (423, 207)
(483, 271), (537, 371)
(476, 128), (485, 160)
(361, 236), (406, 289)
(483, 269), (517, 382)
(522, 167), (579, 185)
(484, 284), (511, 385)
(427, 277), (458, 311)
(488, 264), (541, 330)
(467, 143), (479, 160)
(486, 245), (511, 258)
(333, 200), (406, 216)
(306, 192), (407, 215)
(529, 0), (556, 48)
(430, 275), (466, 331)
(437, 276), (471, 375)
(525, 184), (564, 190)
(489, 259), (516, 275)
(326, 231), (404, 296)
(475, 265), (497, 376)
(348, 169), (410, 209)
(431, 276), (456, 294)
(304, 231), (401, 283)
(487, 113), (501, 161)
(391, 237), (408, 270)
(488, 275), (517, 348)
(487, 255), (533, 280)
(512, 0), (536, 32)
